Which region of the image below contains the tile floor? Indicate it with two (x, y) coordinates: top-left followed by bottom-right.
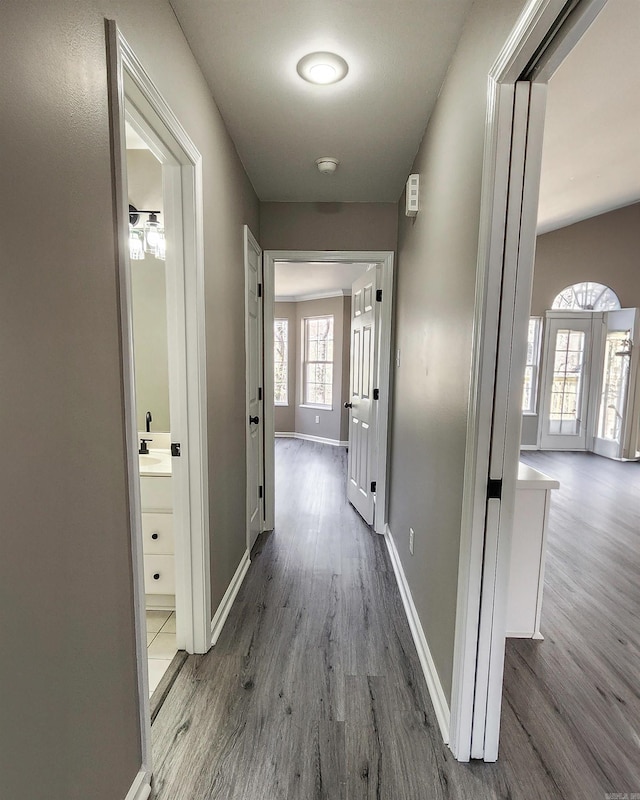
(146, 610), (178, 696)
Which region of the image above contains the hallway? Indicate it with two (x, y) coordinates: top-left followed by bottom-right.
(150, 439), (561, 799)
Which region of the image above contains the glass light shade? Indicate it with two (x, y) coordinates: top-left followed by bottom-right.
(309, 63), (337, 84)
(144, 218), (160, 255)
(156, 228), (166, 261)
(296, 52), (348, 85)
(129, 229), (145, 260)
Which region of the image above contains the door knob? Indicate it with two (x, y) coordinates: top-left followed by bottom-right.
(249, 415), (260, 425)
(344, 402), (353, 409)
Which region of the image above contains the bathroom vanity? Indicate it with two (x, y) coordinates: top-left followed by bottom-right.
(506, 462), (560, 639)
(139, 441), (175, 611)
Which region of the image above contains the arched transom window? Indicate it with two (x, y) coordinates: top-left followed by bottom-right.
(551, 282), (621, 311)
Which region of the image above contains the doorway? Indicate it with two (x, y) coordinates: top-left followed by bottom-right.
(262, 250), (395, 536)
(125, 123), (182, 699)
(457, 0), (640, 769)
(107, 22), (212, 775)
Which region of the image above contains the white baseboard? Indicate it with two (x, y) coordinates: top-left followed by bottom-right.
(507, 629), (544, 640)
(384, 524), (451, 744)
(519, 444), (539, 450)
(210, 549), (251, 646)
(275, 431), (348, 447)
(124, 770), (151, 800)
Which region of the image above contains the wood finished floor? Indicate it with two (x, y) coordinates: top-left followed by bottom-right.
(506, 450), (640, 799)
(150, 441), (640, 798)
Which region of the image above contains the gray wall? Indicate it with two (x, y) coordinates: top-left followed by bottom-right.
(274, 297), (351, 443)
(127, 149), (171, 432)
(260, 202), (398, 251)
(0, 2), (258, 798)
(522, 202), (640, 446)
(387, 0), (530, 704)
(531, 202), (640, 316)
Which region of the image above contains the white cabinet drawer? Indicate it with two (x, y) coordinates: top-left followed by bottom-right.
(143, 554), (175, 596)
(142, 513), (174, 555)
(140, 476), (172, 511)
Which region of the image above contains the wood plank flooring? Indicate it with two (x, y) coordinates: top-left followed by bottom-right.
(504, 450), (640, 799)
(149, 441), (640, 799)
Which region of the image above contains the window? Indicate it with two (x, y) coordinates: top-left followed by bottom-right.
(522, 317), (542, 413)
(274, 319), (288, 405)
(551, 282), (621, 311)
(303, 315), (334, 408)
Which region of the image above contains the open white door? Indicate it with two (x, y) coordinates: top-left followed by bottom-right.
(623, 309), (640, 460)
(244, 226), (263, 551)
(346, 268), (378, 525)
(593, 308), (640, 460)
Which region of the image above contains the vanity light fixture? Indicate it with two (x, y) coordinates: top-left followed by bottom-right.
(129, 205), (165, 261)
(296, 52), (349, 85)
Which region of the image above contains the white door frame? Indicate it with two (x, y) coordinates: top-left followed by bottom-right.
(263, 250), (394, 535)
(106, 20), (211, 781)
(450, 0), (608, 762)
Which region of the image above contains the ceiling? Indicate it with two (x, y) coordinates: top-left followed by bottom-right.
(275, 262), (371, 300)
(537, 0), (640, 233)
(169, 0), (475, 202)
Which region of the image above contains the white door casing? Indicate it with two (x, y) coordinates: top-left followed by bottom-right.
(347, 269), (378, 524)
(262, 250), (394, 536)
(245, 226), (264, 551)
(106, 20), (211, 788)
(455, 0), (609, 764)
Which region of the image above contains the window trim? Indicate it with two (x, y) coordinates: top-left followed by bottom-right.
(522, 316), (542, 414)
(302, 314), (334, 410)
(274, 317), (289, 407)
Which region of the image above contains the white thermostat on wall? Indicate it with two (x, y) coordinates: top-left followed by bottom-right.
(405, 173), (419, 217)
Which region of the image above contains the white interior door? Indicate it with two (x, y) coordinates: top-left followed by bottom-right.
(346, 269), (378, 524)
(244, 226), (263, 551)
(593, 308), (640, 460)
(539, 311), (600, 450)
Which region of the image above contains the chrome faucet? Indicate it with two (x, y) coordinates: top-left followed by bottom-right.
(145, 411), (152, 433)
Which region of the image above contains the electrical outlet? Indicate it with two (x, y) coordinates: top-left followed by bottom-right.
(409, 527), (415, 555)
(315, 415), (320, 424)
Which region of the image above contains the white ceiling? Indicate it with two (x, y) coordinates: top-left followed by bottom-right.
(275, 261), (371, 300)
(169, 0), (475, 202)
(537, 0), (640, 233)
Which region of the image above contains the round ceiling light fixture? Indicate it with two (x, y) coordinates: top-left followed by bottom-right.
(315, 157), (339, 175)
(297, 52), (349, 85)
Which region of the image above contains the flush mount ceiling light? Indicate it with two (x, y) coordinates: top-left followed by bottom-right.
(296, 52), (349, 85)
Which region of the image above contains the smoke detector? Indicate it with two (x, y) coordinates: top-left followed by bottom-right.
(316, 157), (339, 175)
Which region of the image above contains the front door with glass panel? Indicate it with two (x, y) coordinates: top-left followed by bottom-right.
(539, 312), (600, 450)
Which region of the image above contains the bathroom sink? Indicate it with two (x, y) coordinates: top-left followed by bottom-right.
(138, 448), (172, 475)
(139, 454), (163, 467)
